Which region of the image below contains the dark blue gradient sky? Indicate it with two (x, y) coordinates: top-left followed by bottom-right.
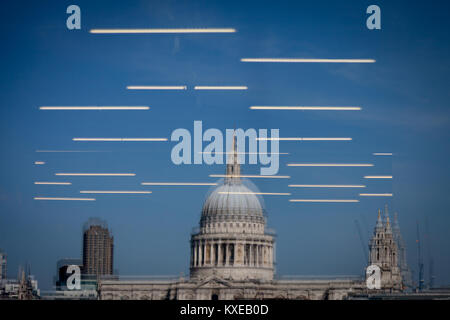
(0, 0), (449, 290)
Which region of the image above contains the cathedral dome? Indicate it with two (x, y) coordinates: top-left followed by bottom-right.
(202, 181), (263, 216)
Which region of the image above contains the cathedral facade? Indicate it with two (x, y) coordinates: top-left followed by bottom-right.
(98, 137), (405, 300)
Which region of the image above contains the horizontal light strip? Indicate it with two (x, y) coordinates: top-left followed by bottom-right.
(126, 86), (187, 90)
(241, 58), (375, 63)
(55, 173), (135, 176)
(36, 150), (109, 153)
(209, 174), (290, 179)
(257, 137), (352, 141)
(199, 152), (289, 155)
(34, 197), (95, 201)
(373, 153), (393, 156)
(290, 199), (359, 203)
(80, 191), (152, 194)
(73, 138), (168, 142)
(39, 106), (149, 110)
(141, 182), (217, 186)
(250, 106), (361, 111)
(90, 28), (236, 34)
(34, 161), (45, 165)
(288, 163), (373, 167)
(289, 184), (365, 188)
(34, 182), (72, 185)
(364, 175), (393, 179)
(219, 192), (291, 196)
(359, 193), (393, 197)
(194, 86), (247, 90)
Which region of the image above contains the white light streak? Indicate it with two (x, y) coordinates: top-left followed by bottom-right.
(90, 28), (236, 34)
(209, 174), (290, 179)
(364, 176), (393, 179)
(289, 184), (365, 188)
(55, 173), (135, 176)
(250, 106), (362, 111)
(80, 191), (152, 194)
(36, 150), (110, 153)
(34, 161), (45, 165)
(359, 193), (393, 197)
(34, 197), (95, 201)
(73, 138), (167, 142)
(126, 86), (187, 90)
(219, 192), (291, 196)
(199, 151), (289, 155)
(34, 182), (72, 185)
(141, 182), (217, 186)
(241, 58), (375, 63)
(39, 106), (149, 110)
(256, 137), (352, 141)
(287, 163), (373, 167)
(194, 86), (248, 90)
(289, 199), (359, 203)
(373, 153), (393, 156)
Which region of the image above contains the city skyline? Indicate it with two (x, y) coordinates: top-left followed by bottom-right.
(0, 0), (449, 292)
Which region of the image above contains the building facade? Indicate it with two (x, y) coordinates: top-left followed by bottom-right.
(98, 137), (404, 300)
(0, 250), (6, 280)
(367, 209), (402, 290)
(190, 137), (275, 281)
(82, 219), (114, 276)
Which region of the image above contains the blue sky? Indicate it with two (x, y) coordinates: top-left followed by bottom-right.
(0, 0), (449, 290)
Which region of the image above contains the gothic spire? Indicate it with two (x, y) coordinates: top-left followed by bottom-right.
(384, 203), (390, 223)
(376, 209), (383, 228)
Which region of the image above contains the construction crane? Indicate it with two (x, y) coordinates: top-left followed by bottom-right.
(354, 219), (368, 263)
(416, 221), (425, 291)
(425, 217), (435, 289)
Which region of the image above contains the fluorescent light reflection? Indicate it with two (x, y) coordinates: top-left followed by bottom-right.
(126, 86), (187, 90)
(373, 153), (393, 156)
(141, 182), (217, 186)
(90, 28), (236, 34)
(241, 58), (375, 63)
(55, 173), (135, 176)
(289, 184), (365, 188)
(257, 137), (352, 141)
(73, 138), (167, 142)
(80, 191), (152, 194)
(289, 199), (359, 203)
(199, 152), (289, 155)
(34, 197), (95, 201)
(359, 193), (393, 197)
(36, 150), (110, 153)
(34, 161), (45, 165)
(364, 176), (393, 179)
(194, 86), (247, 90)
(34, 182), (72, 185)
(219, 192), (291, 196)
(288, 163), (373, 167)
(250, 106), (361, 111)
(209, 174), (290, 179)
(39, 106), (149, 110)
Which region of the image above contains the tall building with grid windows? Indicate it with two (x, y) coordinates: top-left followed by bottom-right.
(82, 219), (114, 276)
(0, 249), (6, 280)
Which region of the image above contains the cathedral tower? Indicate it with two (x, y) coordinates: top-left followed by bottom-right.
(190, 134), (275, 281)
(368, 206), (402, 290)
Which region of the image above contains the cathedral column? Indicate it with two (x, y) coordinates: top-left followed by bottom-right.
(199, 241), (203, 266)
(249, 242), (253, 266)
(217, 240), (222, 266)
(225, 242), (229, 265)
(194, 241), (198, 266)
(210, 241), (213, 266)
